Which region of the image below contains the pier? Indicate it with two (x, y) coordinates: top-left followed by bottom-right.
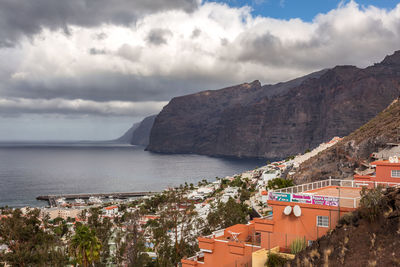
(37, 191), (158, 207)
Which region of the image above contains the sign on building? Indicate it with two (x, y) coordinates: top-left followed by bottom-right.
(312, 195), (339, 207)
(292, 194), (312, 204)
(268, 192), (291, 202)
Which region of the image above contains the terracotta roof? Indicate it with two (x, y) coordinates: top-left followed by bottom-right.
(105, 206), (118, 210)
(370, 160), (400, 166)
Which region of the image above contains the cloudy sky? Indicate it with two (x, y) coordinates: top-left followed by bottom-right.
(0, 0), (400, 141)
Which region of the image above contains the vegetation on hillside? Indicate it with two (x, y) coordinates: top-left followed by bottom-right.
(291, 98), (400, 184)
(288, 187), (400, 267)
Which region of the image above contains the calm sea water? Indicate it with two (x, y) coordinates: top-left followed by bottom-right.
(0, 143), (264, 207)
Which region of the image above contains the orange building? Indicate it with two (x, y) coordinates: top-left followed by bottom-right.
(182, 179), (364, 267)
(182, 223), (261, 267)
(355, 159), (400, 185)
(254, 184), (359, 251)
(183, 157), (400, 267)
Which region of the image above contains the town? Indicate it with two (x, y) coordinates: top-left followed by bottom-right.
(1, 136), (400, 266)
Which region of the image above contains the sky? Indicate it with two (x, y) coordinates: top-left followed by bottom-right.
(0, 0), (400, 141)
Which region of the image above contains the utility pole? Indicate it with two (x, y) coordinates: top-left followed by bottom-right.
(336, 187), (341, 221)
(397, 127), (400, 144)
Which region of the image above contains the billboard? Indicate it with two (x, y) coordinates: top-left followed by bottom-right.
(268, 192), (291, 202)
(292, 194), (312, 204)
(312, 195), (339, 206)
(268, 192), (339, 207)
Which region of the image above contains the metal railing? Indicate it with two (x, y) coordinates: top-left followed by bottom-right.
(186, 251), (204, 262)
(203, 229), (225, 239)
(273, 179), (400, 194)
(269, 178), (400, 208)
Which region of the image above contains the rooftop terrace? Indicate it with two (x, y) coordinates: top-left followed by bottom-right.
(269, 179), (400, 209)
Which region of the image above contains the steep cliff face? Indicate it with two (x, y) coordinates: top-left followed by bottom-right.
(116, 115), (156, 146)
(130, 115), (156, 146)
(291, 98), (400, 184)
(116, 123), (140, 143)
(147, 51), (400, 158)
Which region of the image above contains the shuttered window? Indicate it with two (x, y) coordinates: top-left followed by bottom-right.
(316, 216), (329, 228)
(391, 170), (400, 178)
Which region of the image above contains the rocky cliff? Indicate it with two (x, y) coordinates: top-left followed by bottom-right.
(130, 115), (156, 146)
(147, 51), (400, 159)
(115, 123), (140, 143)
(290, 98), (400, 184)
(116, 115), (156, 146)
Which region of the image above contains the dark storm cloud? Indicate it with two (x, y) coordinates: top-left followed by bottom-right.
(146, 28), (173, 45)
(89, 48), (107, 55)
(191, 28), (201, 39)
(1, 72), (227, 103)
(0, 0), (199, 46)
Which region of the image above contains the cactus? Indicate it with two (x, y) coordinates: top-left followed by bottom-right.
(290, 237), (307, 254)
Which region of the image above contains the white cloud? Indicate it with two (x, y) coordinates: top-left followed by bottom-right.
(1, 1), (400, 116)
(0, 97), (168, 117)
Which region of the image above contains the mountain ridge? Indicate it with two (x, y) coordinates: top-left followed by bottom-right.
(147, 50), (400, 159)
(290, 98), (400, 184)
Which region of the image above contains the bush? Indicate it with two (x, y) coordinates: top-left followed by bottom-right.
(267, 178), (294, 190)
(338, 212), (354, 225)
(265, 253), (287, 267)
(359, 186), (385, 222)
(290, 237), (307, 254)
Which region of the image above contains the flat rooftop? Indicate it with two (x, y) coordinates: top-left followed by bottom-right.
(305, 186), (361, 208)
(269, 179), (366, 209)
(306, 186), (362, 198)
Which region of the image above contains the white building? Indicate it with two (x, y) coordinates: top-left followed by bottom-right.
(103, 205), (118, 217)
(262, 169), (281, 181)
(221, 187), (239, 203)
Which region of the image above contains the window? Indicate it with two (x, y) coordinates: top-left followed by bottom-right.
(316, 216), (329, 228)
(391, 170), (400, 178)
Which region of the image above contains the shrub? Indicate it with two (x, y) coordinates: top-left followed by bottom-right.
(359, 186), (385, 222)
(267, 178), (294, 190)
(338, 212), (354, 225)
(290, 237), (307, 254)
(265, 253), (287, 267)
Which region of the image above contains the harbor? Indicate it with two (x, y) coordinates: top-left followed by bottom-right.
(37, 191), (158, 207)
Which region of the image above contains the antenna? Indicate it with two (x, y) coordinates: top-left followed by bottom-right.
(293, 205), (302, 217)
(283, 206), (292, 215)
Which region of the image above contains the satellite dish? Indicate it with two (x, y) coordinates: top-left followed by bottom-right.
(293, 205), (302, 217)
(283, 206), (292, 215)
(389, 157), (395, 163)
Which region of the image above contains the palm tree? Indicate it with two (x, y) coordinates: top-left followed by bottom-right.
(70, 225), (101, 267)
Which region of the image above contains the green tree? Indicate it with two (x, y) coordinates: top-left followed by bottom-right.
(0, 208), (68, 266)
(123, 210), (151, 266)
(87, 208), (113, 265)
(148, 188), (199, 266)
(266, 178), (294, 190)
(70, 225), (101, 267)
(206, 198), (250, 231)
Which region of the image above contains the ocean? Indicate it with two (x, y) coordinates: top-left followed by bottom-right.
(0, 143), (264, 207)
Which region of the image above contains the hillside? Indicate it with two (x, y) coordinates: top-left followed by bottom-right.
(116, 115), (156, 146)
(289, 187), (400, 267)
(130, 115), (156, 146)
(147, 51), (400, 159)
(291, 98), (400, 184)
(115, 123), (140, 143)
